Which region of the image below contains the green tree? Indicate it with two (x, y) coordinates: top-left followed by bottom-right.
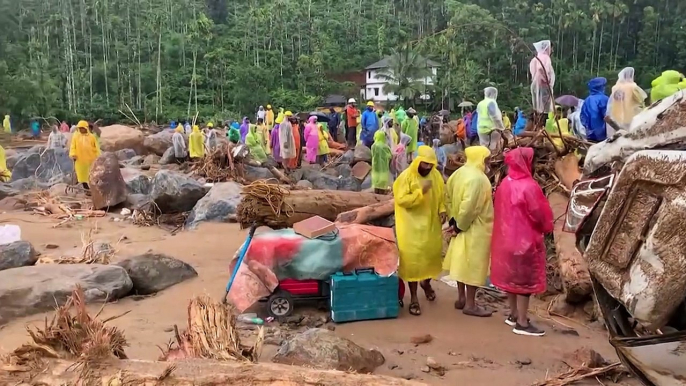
(375, 46), (434, 103)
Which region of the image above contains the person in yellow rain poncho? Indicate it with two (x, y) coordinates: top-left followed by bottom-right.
(607, 67), (647, 135)
(69, 120), (100, 189)
(545, 106), (570, 150)
(0, 144), (11, 181)
(275, 108), (285, 125)
(256, 118), (271, 155)
(266, 105), (275, 128)
(317, 123), (330, 165)
(443, 146), (494, 318)
(371, 130), (392, 194)
(503, 113), (512, 131)
(650, 70), (684, 103)
(188, 125), (205, 160)
(393, 145), (446, 316)
(246, 123), (268, 163)
(3, 115), (11, 133)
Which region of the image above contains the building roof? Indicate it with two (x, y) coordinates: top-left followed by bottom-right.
(365, 56), (441, 70)
(323, 94), (347, 105)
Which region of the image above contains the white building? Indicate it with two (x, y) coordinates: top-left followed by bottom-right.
(363, 56), (440, 103)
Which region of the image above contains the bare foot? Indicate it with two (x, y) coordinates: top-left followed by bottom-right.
(454, 299), (466, 310)
(463, 306), (493, 317)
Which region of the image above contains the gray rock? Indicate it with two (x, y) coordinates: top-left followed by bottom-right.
(244, 165), (274, 182)
(144, 131), (174, 156)
(89, 152), (127, 209)
(288, 169), (305, 182)
(143, 154), (160, 166)
(340, 150), (354, 164)
(296, 180), (313, 189)
(115, 253), (197, 295)
(121, 168), (152, 195)
(353, 145), (372, 163)
(159, 147), (175, 165)
(338, 177), (361, 192)
(6, 154), (19, 170)
(9, 177), (50, 191)
(304, 170), (339, 190)
(115, 148), (137, 161)
(0, 241), (37, 271)
(27, 145), (46, 154)
(272, 328), (385, 373)
(336, 164), (352, 178)
(370, 213), (395, 228)
(150, 170), (208, 213)
(361, 175), (372, 190)
(126, 155), (145, 166)
(10, 148), (73, 185)
(0, 264), (132, 325)
(185, 182), (242, 229)
(0, 184), (19, 199)
(125, 194), (152, 210)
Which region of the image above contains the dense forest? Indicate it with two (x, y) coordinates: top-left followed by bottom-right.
(0, 0), (683, 125)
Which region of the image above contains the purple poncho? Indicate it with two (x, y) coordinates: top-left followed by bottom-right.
(239, 117), (249, 143)
(270, 124), (282, 162)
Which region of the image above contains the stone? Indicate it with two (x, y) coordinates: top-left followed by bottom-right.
(295, 180), (313, 189)
(99, 125), (146, 155)
(243, 165), (274, 182)
(115, 253), (197, 295)
(150, 170), (208, 213)
(159, 147), (176, 165)
(563, 347), (607, 369)
(336, 163), (352, 178)
(0, 184), (19, 199)
(9, 177), (50, 192)
(10, 148), (73, 185)
(361, 175), (372, 190)
(89, 152), (127, 209)
(125, 193), (152, 210)
(0, 264), (132, 325)
(272, 328), (385, 373)
(338, 176), (361, 192)
(6, 153), (19, 170)
(115, 148), (137, 161)
(410, 334), (433, 345)
(143, 154), (160, 166)
(144, 130), (175, 156)
(120, 168), (152, 195)
(126, 155), (145, 166)
(340, 150), (354, 164)
(185, 182), (243, 229)
(302, 169), (339, 190)
(353, 145), (372, 163)
(0, 241), (37, 271)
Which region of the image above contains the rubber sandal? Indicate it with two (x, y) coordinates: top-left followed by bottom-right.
(409, 302), (421, 316)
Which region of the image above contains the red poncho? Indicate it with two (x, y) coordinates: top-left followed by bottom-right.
(490, 148), (554, 295)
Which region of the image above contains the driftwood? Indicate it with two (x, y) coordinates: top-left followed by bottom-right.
(549, 192), (592, 303)
(237, 182), (389, 229)
(336, 199), (395, 225)
(1, 358), (424, 386)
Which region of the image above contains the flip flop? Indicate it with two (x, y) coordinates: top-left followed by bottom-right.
(409, 302), (421, 316)
(421, 283), (437, 302)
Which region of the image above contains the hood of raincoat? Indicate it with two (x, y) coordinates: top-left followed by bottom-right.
(587, 77), (607, 95)
(504, 147), (533, 180)
(192, 125), (200, 133)
(412, 146), (437, 169)
(308, 116), (317, 124)
(533, 40), (551, 55)
(399, 133), (412, 147)
(617, 67), (635, 83)
(651, 70), (682, 87)
(464, 146), (490, 172)
(175, 126), (183, 133)
(484, 87), (498, 100)
(373, 129), (386, 144)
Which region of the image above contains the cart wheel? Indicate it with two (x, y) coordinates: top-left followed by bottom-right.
(267, 291), (294, 318)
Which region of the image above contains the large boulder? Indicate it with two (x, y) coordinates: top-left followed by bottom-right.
(340, 150), (354, 164)
(303, 169), (339, 190)
(0, 184), (19, 199)
(121, 168), (152, 195)
(0, 241), (37, 271)
(143, 154), (160, 166)
(99, 125), (146, 155)
(150, 170), (208, 213)
(115, 148), (137, 161)
(185, 182), (242, 229)
(89, 152), (127, 209)
(6, 153), (20, 170)
(159, 147), (176, 165)
(0, 264), (132, 325)
(9, 177), (51, 192)
(244, 165), (274, 182)
(115, 253), (197, 295)
(338, 177), (361, 192)
(144, 131), (174, 156)
(125, 193), (152, 210)
(353, 145), (372, 163)
(336, 164), (352, 178)
(296, 180), (313, 189)
(10, 148), (73, 184)
(272, 328), (385, 373)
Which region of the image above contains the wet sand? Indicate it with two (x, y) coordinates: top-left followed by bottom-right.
(0, 211), (637, 385)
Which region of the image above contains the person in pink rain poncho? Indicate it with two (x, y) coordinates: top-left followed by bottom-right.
(391, 133), (412, 179)
(303, 116), (319, 164)
(530, 40), (555, 114)
(490, 147), (554, 337)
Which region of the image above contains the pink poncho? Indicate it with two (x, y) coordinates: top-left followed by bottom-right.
(303, 117), (319, 164)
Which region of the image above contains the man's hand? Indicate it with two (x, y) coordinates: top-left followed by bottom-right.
(421, 179), (432, 193)
(439, 212), (447, 224)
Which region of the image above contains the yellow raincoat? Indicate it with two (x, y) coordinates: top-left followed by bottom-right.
(188, 125), (205, 158)
(257, 123), (271, 155)
(3, 115), (10, 133)
(266, 106), (275, 127)
(0, 145), (11, 181)
(69, 122), (100, 183)
(275, 108), (285, 124)
(317, 124), (330, 156)
(393, 146), (446, 282)
(443, 146), (494, 287)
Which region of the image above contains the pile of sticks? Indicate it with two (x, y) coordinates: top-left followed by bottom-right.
(15, 191), (106, 226)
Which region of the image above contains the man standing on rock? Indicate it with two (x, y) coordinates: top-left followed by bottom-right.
(69, 120), (100, 191)
(172, 125), (187, 164)
(47, 125), (67, 150)
(345, 98), (359, 149)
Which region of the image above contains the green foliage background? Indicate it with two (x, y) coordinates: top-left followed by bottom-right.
(0, 0), (681, 125)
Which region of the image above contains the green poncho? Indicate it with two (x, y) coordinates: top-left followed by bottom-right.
(401, 116), (419, 154)
(371, 130), (392, 189)
(228, 127), (240, 143)
(246, 125), (267, 163)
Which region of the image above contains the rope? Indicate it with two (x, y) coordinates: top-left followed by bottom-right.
(242, 180), (294, 218)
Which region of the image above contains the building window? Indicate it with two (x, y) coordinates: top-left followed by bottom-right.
(367, 72), (371, 79)
(374, 88), (380, 97)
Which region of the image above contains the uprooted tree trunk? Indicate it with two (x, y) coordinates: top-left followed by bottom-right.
(237, 183), (389, 229)
(336, 199), (395, 225)
(1, 359), (424, 386)
(549, 192), (592, 303)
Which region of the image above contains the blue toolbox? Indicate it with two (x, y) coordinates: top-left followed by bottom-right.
(330, 268), (399, 323)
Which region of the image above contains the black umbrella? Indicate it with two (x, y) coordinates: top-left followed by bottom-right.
(309, 111), (331, 123)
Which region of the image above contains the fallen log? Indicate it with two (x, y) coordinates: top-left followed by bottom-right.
(336, 199), (394, 225)
(1, 358), (425, 386)
(237, 183), (389, 229)
(549, 192), (592, 303)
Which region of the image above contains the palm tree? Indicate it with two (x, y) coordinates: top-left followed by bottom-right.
(375, 46), (434, 104)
